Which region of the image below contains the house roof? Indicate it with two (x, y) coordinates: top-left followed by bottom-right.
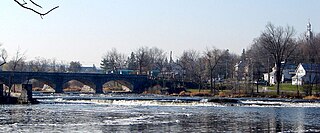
(300, 63), (320, 72)
(283, 64), (297, 69)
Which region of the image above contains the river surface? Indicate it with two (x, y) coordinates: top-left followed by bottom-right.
(1, 93), (320, 133)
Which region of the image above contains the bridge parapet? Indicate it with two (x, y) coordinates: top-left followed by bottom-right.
(0, 71), (150, 93)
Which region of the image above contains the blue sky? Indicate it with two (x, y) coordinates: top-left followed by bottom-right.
(1, 0), (319, 66)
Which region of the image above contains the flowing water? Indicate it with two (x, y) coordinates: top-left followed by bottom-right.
(0, 93), (320, 132)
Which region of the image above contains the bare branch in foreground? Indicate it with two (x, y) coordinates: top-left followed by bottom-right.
(14, 0), (59, 18)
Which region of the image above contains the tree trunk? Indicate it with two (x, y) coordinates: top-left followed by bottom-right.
(139, 61), (142, 75)
(276, 63), (281, 95)
(162, 73), (165, 88)
(210, 69), (213, 94)
(198, 76), (202, 92)
(213, 78), (216, 94)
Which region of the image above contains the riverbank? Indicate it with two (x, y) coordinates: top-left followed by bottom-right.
(0, 96), (19, 104)
(168, 89), (320, 100)
(0, 96), (39, 104)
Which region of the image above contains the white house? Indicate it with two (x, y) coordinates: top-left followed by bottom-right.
(264, 63), (296, 85)
(263, 67), (276, 85)
(292, 63), (320, 85)
(234, 60), (249, 81)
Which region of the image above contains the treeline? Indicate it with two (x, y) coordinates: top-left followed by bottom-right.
(0, 48), (83, 73)
(1, 22), (320, 95)
(100, 46), (238, 93)
(246, 23), (320, 95)
(99, 23), (320, 95)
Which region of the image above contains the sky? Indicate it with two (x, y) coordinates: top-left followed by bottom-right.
(1, 0), (320, 66)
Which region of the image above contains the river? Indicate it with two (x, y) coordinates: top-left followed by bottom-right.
(0, 93), (320, 132)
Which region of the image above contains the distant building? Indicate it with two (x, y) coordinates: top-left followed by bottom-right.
(233, 49), (249, 81)
(80, 64), (103, 73)
(156, 51), (183, 80)
(263, 63), (296, 85)
(281, 64), (297, 82)
(263, 67), (276, 85)
(234, 61), (249, 80)
(292, 63), (320, 85)
(291, 21), (319, 85)
(105, 69), (136, 75)
(306, 20), (313, 43)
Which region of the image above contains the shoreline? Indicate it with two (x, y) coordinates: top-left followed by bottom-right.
(0, 96), (39, 104)
(1, 90), (319, 105)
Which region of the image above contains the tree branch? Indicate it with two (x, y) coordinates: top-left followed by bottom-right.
(14, 0), (59, 18)
(29, 0), (42, 8)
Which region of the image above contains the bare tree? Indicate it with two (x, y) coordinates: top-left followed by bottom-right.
(204, 47), (227, 94)
(146, 47), (168, 87)
(127, 52), (138, 70)
(14, 0), (59, 18)
(254, 23), (297, 95)
(5, 48), (26, 95)
(49, 58), (57, 72)
(135, 47), (151, 75)
(148, 47), (166, 70)
(68, 61), (82, 73)
(149, 47), (167, 78)
(6, 48), (26, 72)
(100, 48), (126, 73)
(27, 57), (50, 72)
(179, 50), (206, 91)
(47, 59), (68, 72)
(56, 61), (68, 72)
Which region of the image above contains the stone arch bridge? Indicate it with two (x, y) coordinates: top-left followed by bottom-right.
(0, 71), (150, 93)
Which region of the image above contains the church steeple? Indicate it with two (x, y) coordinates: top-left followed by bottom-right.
(169, 51), (173, 63)
(306, 19), (313, 42)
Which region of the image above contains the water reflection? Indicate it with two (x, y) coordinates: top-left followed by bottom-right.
(0, 98), (320, 132)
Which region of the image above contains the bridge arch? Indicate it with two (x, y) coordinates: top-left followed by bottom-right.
(22, 77), (55, 92)
(23, 77), (55, 88)
(100, 75), (149, 93)
(102, 80), (134, 93)
(63, 77), (96, 93)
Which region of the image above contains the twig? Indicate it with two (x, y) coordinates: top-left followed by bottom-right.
(29, 0), (42, 8)
(14, 0), (59, 18)
(0, 62), (5, 66)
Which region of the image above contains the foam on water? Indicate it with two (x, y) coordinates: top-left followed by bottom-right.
(241, 100), (320, 107)
(36, 94), (320, 108)
(40, 98), (226, 107)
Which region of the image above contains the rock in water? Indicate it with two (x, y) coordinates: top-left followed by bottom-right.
(208, 98), (240, 103)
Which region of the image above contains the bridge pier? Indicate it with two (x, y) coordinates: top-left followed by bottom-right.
(22, 84), (33, 102)
(132, 82), (148, 93)
(95, 82), (103, 94)
(0, 84), (3, 97)
(55, 81), (64, 93)
(95, 86), (103, 94)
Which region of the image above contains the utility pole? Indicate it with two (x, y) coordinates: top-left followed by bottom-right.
(267, 57), (270, 86)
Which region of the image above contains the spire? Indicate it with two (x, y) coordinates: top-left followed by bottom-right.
(306, 19), (313, 41)
(307, 19), (311, 30)
(169, 51), (173, 63)
(241, 49), (246, 60)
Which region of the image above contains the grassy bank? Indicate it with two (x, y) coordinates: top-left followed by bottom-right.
(183, 85), (320, 99)
(267, 83), (303, 92)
